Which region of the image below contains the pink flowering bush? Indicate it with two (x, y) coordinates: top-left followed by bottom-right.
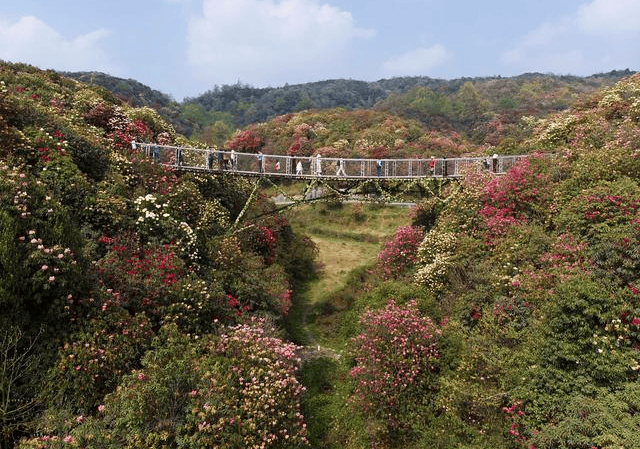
(29, 322), (309, 449)
(0, 162), (86, 329)
(349, 299), (441, 444)
(377, 225), (425, 280)
(478, 155), (553, 242)
(181, 319), (308, 448)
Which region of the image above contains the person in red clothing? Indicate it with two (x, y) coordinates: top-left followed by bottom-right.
(428, 156), (436, 175)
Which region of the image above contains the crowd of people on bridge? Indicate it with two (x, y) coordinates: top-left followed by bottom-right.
(133, 141), (506, 178)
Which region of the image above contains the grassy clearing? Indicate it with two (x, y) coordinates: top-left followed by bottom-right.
(285, 201), (411, 448)
(284, 201), (411, 346)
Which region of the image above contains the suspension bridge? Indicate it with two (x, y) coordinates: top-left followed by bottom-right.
(132, 142), (528, 222)
(132, 142), (525, 180)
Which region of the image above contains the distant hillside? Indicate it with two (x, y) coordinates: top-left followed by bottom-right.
(186, 70), (635, 128)
(61, 71), (193, 136)
(63, 69), (636, 146)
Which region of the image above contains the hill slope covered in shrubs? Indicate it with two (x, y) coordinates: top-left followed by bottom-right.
(304, 72), (640, 448)
(2, 60), (640, 449)
(0, 61), (316, 449)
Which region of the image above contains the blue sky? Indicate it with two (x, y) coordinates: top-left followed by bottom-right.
(1, 0), (639, 101)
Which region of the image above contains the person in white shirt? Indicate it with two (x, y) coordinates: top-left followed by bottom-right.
(336, 158), (346, 176)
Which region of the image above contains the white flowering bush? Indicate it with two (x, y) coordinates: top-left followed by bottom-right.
(134, 193), (170, 235)
(134, 194), (200, 267)
(414, 229), (457, 292)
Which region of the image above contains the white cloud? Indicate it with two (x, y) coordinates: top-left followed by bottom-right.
(577, 0), (640, 34)
(186, 0), (374, 86)
(0, 16), (115, 72)
(501, 0), (640, 75)
(500, 20), (571, 66)
(382, 44), (452, 76)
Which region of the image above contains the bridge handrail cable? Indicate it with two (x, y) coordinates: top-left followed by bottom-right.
(132, 141), (527, 179)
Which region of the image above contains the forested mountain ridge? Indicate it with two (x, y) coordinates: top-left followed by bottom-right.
(63, 68), (635, 143)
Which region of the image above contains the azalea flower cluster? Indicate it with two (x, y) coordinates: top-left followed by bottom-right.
(349, 300), (441, 437)
(93, 239), (187, 323)
(414, 229), (457, 292)
(478, 156), (551, 242)
(134, 194), (200, 266)
(52, 310), (154, 412)
(134, 193), (171, 234)
(32, 127), (69, 163)
(26, 232), (77, 287)
(377, 225), (425, 280)
(183, 319), (309, 448)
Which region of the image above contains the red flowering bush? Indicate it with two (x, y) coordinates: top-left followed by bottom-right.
(377, 225), (425, 280)
(479, 155), (553, 242)
(554, 178), (640, 238)
(92, 236), (187, 324)
(226, 128), (263, 152)
(349, 299), (441, 443)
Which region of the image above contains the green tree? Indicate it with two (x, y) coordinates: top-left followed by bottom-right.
(198, 120), (232, 147)
(408, 87), (452, 117)
(454, 81), (490, 124)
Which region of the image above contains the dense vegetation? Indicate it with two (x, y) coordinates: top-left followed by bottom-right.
(0, 61), (316, 449)
(64, 69), (634, 149)
(2, 59), (640, 449)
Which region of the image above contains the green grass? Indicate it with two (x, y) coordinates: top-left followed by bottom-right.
(284, 201), (411, 347)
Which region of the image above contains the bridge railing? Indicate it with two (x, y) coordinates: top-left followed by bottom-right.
(132, 142), (528, 179)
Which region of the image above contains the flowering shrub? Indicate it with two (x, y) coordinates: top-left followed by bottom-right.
(377, 225), (425, 280)
(226, 128), (263, 152)
(196, 198), (231, 236)
(554, 178), (640, 238)
(83, 188), (130, 235)
(161, 278), (235, 333)
(0, 163), (86, 328)
(93, 236), (187, 324)
(181, 319), (308, 448)
(133, 193), (201, 267)
(414, 229), (457, 292)
(510, 277), (638, 446)
(165, 180), (204, 227)
(47, 307), (153, 414)
(209, 236), (294, 317)
(349, 300), (441, 444)
(243, 214), (291, 265)
(27, 321), (308, 449)
(478, 155), (553, 242)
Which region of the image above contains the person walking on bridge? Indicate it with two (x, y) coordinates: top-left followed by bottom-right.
(257, 151), (264, 173)
(230, 149), (237, 170)
(296, 160), (303, 175)
(336, 158), (346, 177)
(316, 154), (322, 176)
(217, 150), (224, 171)
(428, 156), (436, 175)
